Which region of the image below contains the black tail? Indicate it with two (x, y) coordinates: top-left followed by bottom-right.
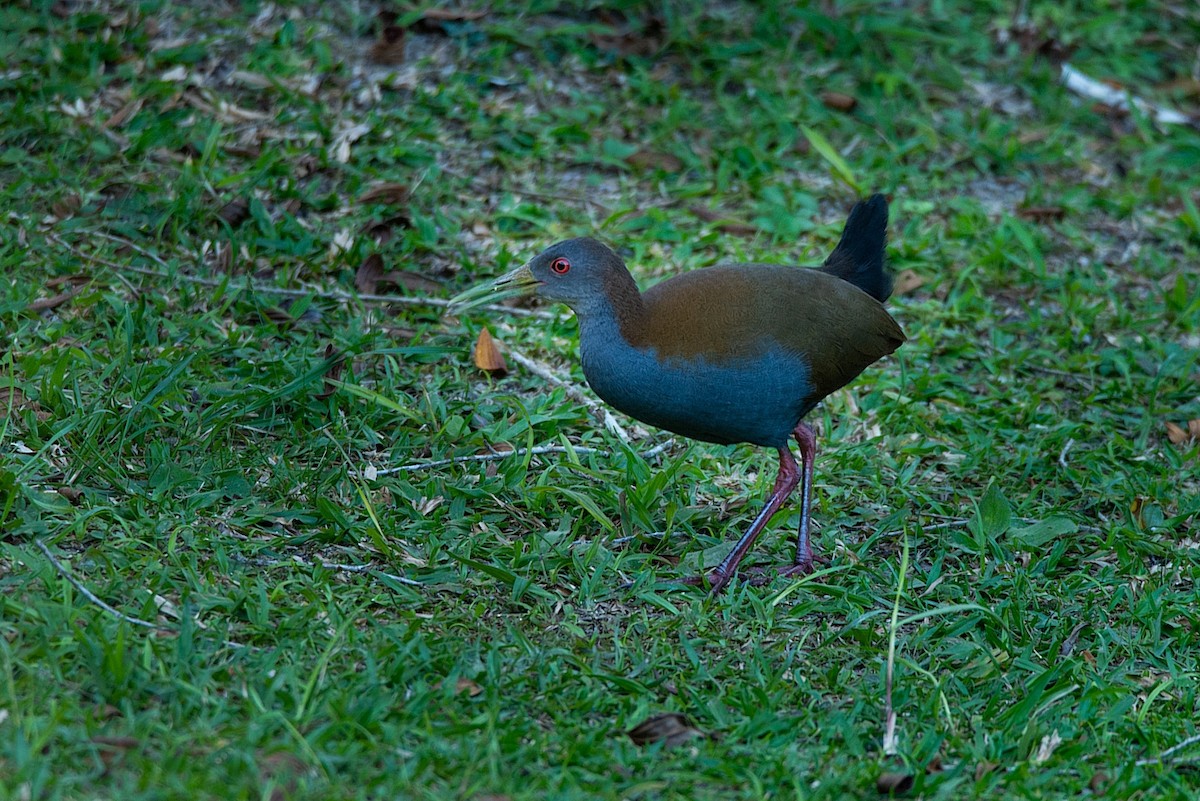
(821, 194), (891, 302)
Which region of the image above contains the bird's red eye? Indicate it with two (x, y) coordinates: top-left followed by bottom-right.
(550, 257), (571, 275)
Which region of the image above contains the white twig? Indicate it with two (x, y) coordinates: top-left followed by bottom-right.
(52, 232), (558, 319)
(308, 559), (421, 587)
(1061, 63), (1195, 126)
(1136, 732), (1200, 766)
(35, 540), (247, 648)
(35, 540), (161, 630)
(1058, 438), (1074, 469)
(506, 346), (632, 441)
(374, 438), (674, 475)
(232, 553), (421, 587)
(381, 444), (604, 473)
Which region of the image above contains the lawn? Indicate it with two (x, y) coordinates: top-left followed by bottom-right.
(2, 1), (1199, 798)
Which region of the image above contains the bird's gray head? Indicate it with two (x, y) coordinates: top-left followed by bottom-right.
(446, 237), (635, 319)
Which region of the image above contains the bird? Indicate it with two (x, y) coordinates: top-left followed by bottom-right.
(450, 194), (905, 594)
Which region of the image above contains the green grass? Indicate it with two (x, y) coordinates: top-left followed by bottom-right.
(3, 1), (1200, 798)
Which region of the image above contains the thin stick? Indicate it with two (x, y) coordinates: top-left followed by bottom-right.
(35, 540), (162, 630)
(1061, 63), (1194, 127)
(1135, 731), (1200, 766)
(374, 438), (673, 475)
(231, 553), (421, 587)
(380, 444), (605, 474)
(36, 540), (246, 649)
(305, 559), (421, 587)
(882, 535), (910, 756)
(506, 346), (632, 441)
(1058, 439), (1074, 469)
(52, 232), (559, 320)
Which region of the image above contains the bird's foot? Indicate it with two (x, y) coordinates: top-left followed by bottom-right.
(678, 570), (735, 595)
(743, 559), (817, 586)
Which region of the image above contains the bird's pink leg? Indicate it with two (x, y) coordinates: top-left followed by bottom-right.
(788, 421), (818, 573)
(696, 446), (800, 594)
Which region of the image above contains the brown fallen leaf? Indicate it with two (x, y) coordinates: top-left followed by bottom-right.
(224, 142), (262, 160)
(105, 97), (144, 129)
(91, 735), (139, 772)
(382, 271), (443, 293)
(892, 269), (926, 296)
(51, 194), (82, 221)
(626, 712), (705, 748)
(361, 212), (412, 245)
(688, 206), (757, 235)
(217, 197), (251, 227)
(418, 8), (487, 22)
(359, 182), (410, 205)
(356, 253), (386, 294)
(259, 750), (308, 801)
(589, 12), (666, 57)
(259, 306), (296, 327)
(1017, 205), (1066, 223)
(46, 273), (90, 289)
(821, 91), (858, 112)
(316, 345), (346, 401)
(625, 149), (683, 172)
(28, 288), (80, 312)
(369, 24), (406, 65)
(876, 772), (914, 794)
(473, 328), (508, 377)
(411, 8), (487, 34)
(57, 486), (83, 505)
(1165, 420), (1199, 445)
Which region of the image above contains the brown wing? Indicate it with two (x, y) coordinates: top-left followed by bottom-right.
(633, 265), (904, 400)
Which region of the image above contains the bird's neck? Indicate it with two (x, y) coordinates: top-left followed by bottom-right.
(575, 269), (646, 343)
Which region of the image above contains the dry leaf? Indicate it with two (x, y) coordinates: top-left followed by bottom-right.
(875, 772), (914, 794)
(51, 194), (81, 220)
(1032, 730), (1063, 764)
(821, 91), (858, 112)
(361, 212), (413, 244)
(1017, 205), (1066, 223)
(626, 713), (705, 748)
(473, 328), (508, 377)
(382, 271), (442, 293)
(356, 253), (386, 294)
(217, 197), (251, 227)
(57, 486), (83, 505)
(688, 206), (757, 235)
(91, 735), (139, 749)
(28, 288), (80, 311)
(589, 12), (665, 57)
(259, 751), (307, 801)
(892, 269), (926, 296)
(105, 97), (143, 129)
(625, 149), (683, 172)
(359, 182), (410, 205)
(1165, 421), (1193, 445)
(46, 273), (90, 289)
(260, 307), (296, 327)
(316, 345), (345, 400)
(369, 25), (406, 65)
(455, 678), (483, 697)
(411, 8), (487, 35)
